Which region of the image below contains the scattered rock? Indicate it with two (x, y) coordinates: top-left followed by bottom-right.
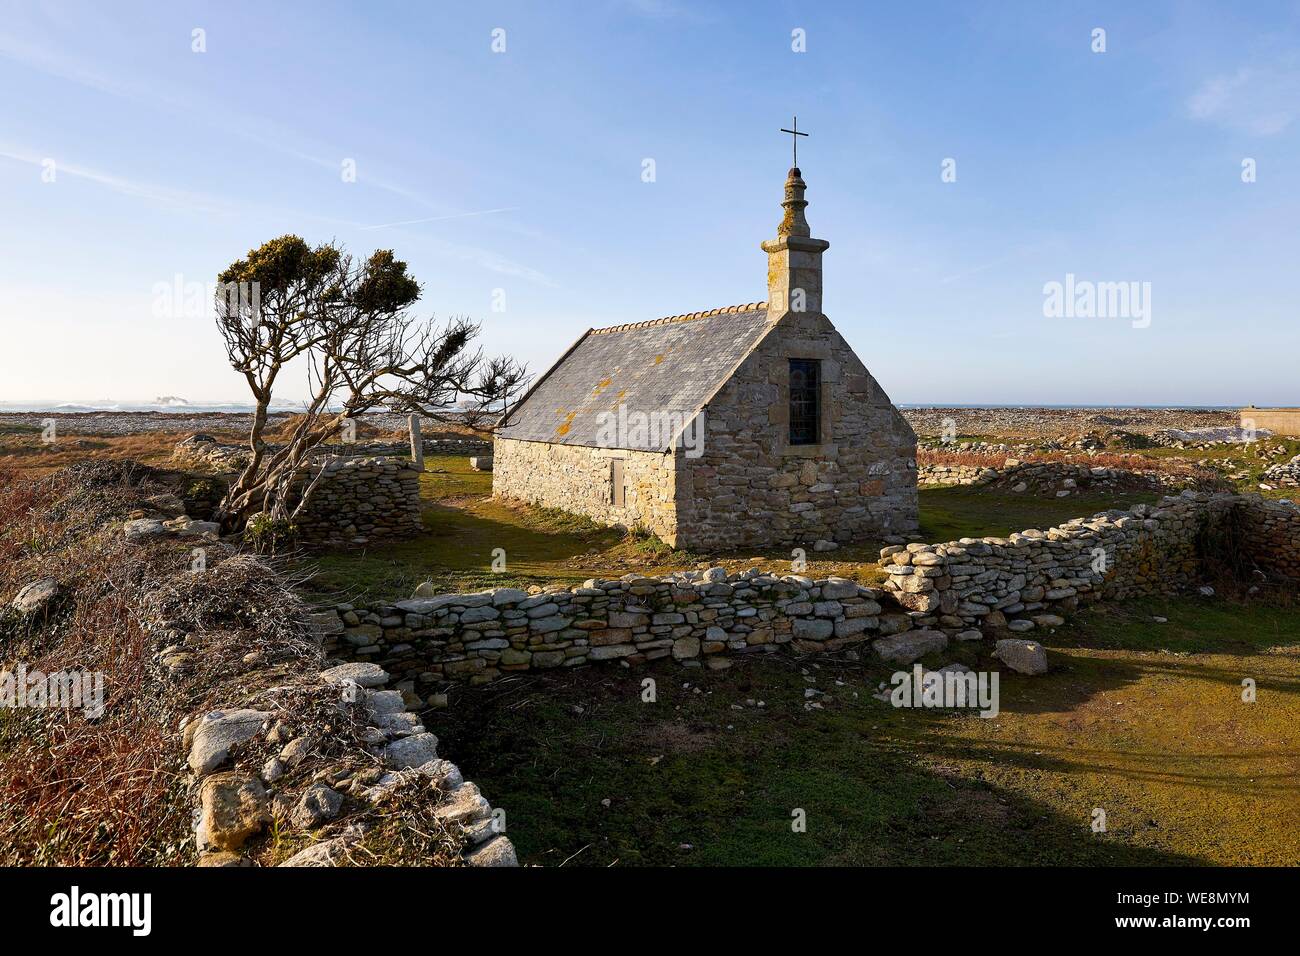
(419, 758), (465, 792)
(279, 736), (315, 768)
(464, 835), (518, 867)
(277, 826), (364, 867)
(364, 689), (406, 716)
(188, 709), (271, 775)
(290, 783), (344, 830)
(11, 578), (58, 615)
(383, 732), (439, 769)
(433, 782), (491, 825)
(873, 629), (948, 664)
(993, 638), (1049, 675)
(198, 772), (269, 851)
(123, 518), (167, 544)
(319, 662), (389, 688)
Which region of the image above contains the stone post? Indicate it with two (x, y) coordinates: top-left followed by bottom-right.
(408, 414), (424, 471)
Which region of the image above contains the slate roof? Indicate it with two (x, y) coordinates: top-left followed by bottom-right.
(496, 303), (773, 450)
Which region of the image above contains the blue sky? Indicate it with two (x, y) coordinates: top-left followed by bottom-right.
(1, 0), (1297, 406)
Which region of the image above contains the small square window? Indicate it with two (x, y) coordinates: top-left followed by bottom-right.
(789, 359), (821, 446)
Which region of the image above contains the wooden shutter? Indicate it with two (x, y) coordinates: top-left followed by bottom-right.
(611, 459), (626, 507)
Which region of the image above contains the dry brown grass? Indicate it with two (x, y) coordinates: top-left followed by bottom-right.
(0, 463), (192, 864)
(0, 430), (232, 477)
(0, 459), (481, 868)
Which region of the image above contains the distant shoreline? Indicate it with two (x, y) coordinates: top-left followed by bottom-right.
(0, 402), (1257, 414)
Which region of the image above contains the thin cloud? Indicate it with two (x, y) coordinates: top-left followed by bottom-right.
(418, 235), (558, 287)
(940, 244), (1040, 285)
(0, 31), (189, 110)
(0, 145), (228, 212)
(616, 0), (718, 23)
(361, 207), (521, 230)
(0, 32), (471, 218)
(1187, 62), (1300, 136)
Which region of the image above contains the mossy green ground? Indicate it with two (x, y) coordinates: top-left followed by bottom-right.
(440, 597), (1300, 866)
(297, 455), (1166, 602)
(296, 453), (1300, 866)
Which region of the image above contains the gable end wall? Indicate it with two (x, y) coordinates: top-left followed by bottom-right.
(673, 310), (918, 549)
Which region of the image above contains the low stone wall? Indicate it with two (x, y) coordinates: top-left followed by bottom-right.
(172, 434), (489, 474)
(880, 492), (1300, 630)
(169, 438), (424, 548)
(877, 500), (1203, 631)
(1262, 455), (1300, 488)
(323, 572), (905, 697)
(293, 457), (423, 548)
(322, 493), (1300, 694)
(917, 459), (1222, 495)
(82, 472), (516, 868)
(1230, 496), (1300, 580)
(916, 463), (999, 487)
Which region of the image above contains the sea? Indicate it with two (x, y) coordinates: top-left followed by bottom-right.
(1, 400), (1244, 414)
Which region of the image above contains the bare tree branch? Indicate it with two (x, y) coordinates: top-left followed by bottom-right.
(211, 237), (528, 535)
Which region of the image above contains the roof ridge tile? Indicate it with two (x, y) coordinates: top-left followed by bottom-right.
(589, 301), (768, 335)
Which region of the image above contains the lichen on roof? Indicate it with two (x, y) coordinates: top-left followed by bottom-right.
(497, 303), (773, 450)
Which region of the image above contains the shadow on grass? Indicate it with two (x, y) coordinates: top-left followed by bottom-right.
(435, 659), (1208, 867)
(917, 486), (1161, 542)
(913, 732), (1300, 797)
(1054, 597), (1300, 657)
(294, 497), (625, 602)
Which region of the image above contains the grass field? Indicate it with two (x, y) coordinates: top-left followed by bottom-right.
(295, 451), (1299, 866)
(296, 455), (1168, 603)
(437, 596), (1300, 866)
(7, 431), (1294, 865)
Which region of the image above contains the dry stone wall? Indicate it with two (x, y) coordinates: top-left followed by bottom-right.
(878, 492), (1299, 633)
(917, 459), (1222, 495)
(172, 434), (487, 473)
(1230, 496), (1300, 580)
(1263, 455), (1300, 488)
(323, 570), (903, 697)
(292, 457), (423, 548)
(878, 500), (1200, 631)
(325, 492), (1299, 693)
(103, 484), (515, 868)
(171, 437), (426, 549)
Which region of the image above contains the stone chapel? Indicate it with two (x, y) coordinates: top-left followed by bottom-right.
(491, 165), (918, 550)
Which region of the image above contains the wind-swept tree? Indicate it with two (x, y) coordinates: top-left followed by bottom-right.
(211, 235), (526, 536)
